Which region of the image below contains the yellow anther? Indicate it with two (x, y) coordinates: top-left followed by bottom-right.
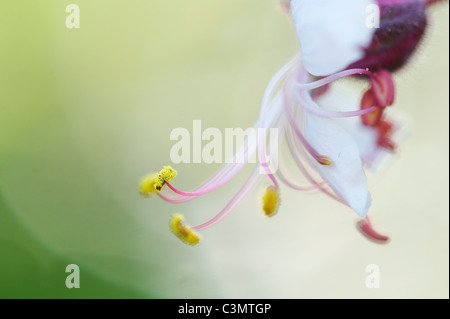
(262, 186), (280, 217)
(139, 173), (159, 197)
(138, 166), (177, 197)
(170, 214), (200, 245)
(317, 156), (333, 166)
(154, 166), (177, 191)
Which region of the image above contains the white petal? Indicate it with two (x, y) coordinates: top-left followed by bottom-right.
(291, 0), (376, 76)
(314, 88), (380, 165)
(304, 112), (372, 217)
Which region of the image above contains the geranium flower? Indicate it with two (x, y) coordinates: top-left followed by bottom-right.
(139, 0), (443, 245)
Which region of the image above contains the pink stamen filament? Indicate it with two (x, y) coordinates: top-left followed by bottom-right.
(285, 81), (347, 204)
(285, 124), (347, 205)
(192, 169), (261, 231)
(158, 148), (251, 203)
(165, 182), (210, 197)
(284, 75), (348, 205)
(159, 58), (298, 203)
(283, 72), (332, 164)
(298, 90), (377, 118)
(158, 161), (245, 202)
(160, 59), (374, 209)
(159, 156), (249, 200)
(258, 57), (300, 186)
(295, 66), (377, 118)
(260, 162), (278, 187)
(294, 68), (374, 91)
(276, 157), (324, 192)
(160, 99), (285, 202)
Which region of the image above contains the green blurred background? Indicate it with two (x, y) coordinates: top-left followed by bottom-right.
(0, 1), (448, 298)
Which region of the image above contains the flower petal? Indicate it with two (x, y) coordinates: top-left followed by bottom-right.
(291, 0), (376, 76)
(304, 112), (372, 217)
(314, 89), (381, 166)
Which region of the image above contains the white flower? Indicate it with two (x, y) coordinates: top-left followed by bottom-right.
(140, 57), (395, 244)
(291, 0), (376, 76)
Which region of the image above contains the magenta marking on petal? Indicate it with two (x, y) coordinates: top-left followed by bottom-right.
(349, 0), (428, 72)
(425, 0), (446, 5)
